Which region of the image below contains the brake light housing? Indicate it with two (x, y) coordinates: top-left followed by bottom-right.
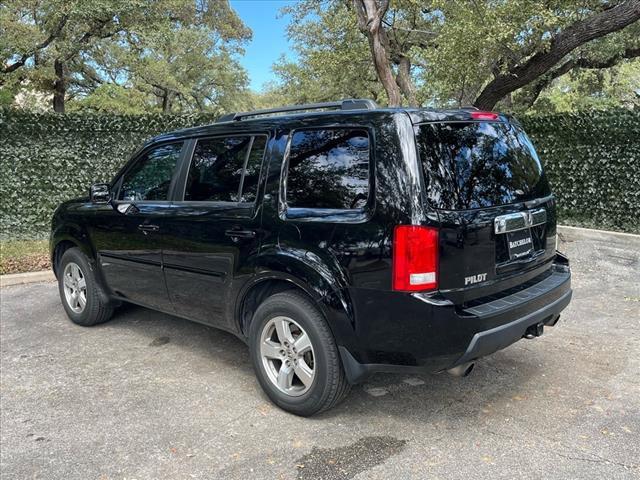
(392, 225), (439, 292)
(471, 111), (499, 121)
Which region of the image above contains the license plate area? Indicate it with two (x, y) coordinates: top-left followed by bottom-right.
(506, 228), (534, 259)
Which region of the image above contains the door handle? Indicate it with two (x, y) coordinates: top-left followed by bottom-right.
(138, 224), (160, 234)
(225, 229), (256, 239)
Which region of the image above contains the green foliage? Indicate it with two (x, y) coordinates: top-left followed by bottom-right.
(67, 84), (154, 114)
(520, 110), (640, 232)
(274, 0), (385, 104)
(0, 109), (638, 239)
(0, 109), (215, 239)
(529, 61), (640, 113)
(1, 0), (252, 113)
(273, 0), (640, 110)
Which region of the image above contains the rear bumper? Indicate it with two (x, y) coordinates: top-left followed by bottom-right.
(339, 260), (572, 383)
(453, 286), (571, 366)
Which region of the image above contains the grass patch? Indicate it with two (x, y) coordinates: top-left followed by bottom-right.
(0, 240), (50, 275)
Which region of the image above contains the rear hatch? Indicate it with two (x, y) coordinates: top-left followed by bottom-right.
(414, 115), (557, 304)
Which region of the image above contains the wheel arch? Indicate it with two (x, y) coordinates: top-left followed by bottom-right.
(50, 223), (96, 277)
(235, 263), (358, 353)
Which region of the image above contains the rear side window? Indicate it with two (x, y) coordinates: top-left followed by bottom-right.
(285, 128), (370, 210)
(415, 122), (551, 210)
(119, 142), (183, 201)
(184, 135), (266, 203)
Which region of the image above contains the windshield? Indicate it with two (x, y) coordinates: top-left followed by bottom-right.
(415, 121), (551, 210)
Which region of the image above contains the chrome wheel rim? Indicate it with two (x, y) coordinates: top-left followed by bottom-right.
(62, 262), (87, 314)
(260, 316), (315, 397)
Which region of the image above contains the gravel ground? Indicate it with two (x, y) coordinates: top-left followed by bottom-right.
(1, 226), (639, 480)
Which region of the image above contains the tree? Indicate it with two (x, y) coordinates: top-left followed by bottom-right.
(1, 0), (155, 111)
(0, 0), (251, 113)
(276, 0), (640, 111)
(352, 0), (402, 106)
(472, 0), (640, 109)
(94, 12), (251, 113)
(529, 61), (640, 112)
(274, 0), (385, 105)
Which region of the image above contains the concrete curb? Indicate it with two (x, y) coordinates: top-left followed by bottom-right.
(0, 225), (636, 288)
(557, 224), (639, 238)
(1, 270), (55, 288)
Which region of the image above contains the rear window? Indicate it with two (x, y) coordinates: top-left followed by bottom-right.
(415, 121), (551, 210)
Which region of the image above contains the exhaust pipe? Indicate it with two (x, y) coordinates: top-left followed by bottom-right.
(447, 362), (475, 377)
(524, 322), (544, 339)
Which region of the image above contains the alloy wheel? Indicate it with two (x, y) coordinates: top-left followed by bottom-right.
(62, 262), (87, 314)
(259, 316), (315, 397)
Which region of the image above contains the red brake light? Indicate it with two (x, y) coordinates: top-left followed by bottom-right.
(392, 226), (439, 292)
(471, 111), (499, 121)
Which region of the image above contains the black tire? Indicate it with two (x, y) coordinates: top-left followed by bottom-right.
(57, 247), (114, 326)
(248, 291), (351, 416)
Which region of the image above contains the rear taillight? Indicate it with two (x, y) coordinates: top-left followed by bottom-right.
(471, 111), (499, 120)
(392, 225), (438, 292)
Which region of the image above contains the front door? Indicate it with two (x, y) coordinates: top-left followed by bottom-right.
(161, 134), (268, 329)
(91, 141), (184, 311)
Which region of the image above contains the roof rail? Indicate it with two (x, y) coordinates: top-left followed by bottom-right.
(216, 98), (378, 123)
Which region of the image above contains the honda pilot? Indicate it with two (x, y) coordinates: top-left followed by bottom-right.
(50, 99), (572, 416)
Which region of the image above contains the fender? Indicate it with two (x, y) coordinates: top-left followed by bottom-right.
(50, 222), (95, 266)
(50, 222), (116, 308)
(234, 244), (359, 354)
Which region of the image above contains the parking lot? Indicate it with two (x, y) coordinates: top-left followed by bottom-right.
(1, 226), (639, 480)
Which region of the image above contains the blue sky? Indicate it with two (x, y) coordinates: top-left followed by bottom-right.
(230, 0), (299, 91)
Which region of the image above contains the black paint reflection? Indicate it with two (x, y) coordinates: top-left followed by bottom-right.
(286, 129), (370, 210)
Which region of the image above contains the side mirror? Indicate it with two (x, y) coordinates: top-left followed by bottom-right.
(90, 183), (111, 203)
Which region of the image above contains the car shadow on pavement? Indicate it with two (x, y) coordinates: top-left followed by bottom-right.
(98, 302), (545, 425)
(103, 302), (255, 376)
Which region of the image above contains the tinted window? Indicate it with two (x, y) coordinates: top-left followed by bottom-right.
(239, 136), (267, 203)
(185, 136), (252, 202)
(119, 142), (182, 201)
(415, 122), (551, 210)
(286, 129), (370, 210)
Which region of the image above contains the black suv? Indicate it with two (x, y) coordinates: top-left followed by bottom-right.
(51, 99), (572, 416)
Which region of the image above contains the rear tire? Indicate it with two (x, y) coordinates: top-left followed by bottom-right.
(57, 247), (114, 326)
(249, 291), (350, 416)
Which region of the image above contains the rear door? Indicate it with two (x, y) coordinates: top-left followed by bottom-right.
(161, 133), (268, 329)
(414, 119), (557, 303)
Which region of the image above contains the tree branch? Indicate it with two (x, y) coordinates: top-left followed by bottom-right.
(353, 0), (402, 106)
(1, 15), (69, 74)
(474, 0), (640, 109)
(522, 45), (640, 108)
(575, 46), (640, 69)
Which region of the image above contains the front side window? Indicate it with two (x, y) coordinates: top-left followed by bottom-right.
(184, 135), (266, 203)
(119, 142), (183, 201)
(285, 128), (370, 210)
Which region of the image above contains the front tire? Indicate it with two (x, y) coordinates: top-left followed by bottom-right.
(57, 247), (113, 326)
(249, 291), (350, 416)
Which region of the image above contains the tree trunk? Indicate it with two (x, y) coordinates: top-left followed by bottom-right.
(161, 91), (171, 113)
(395, 56), (418, 107)
(353, 0), (402, 106)
(53, 59), (65, 113)
(474, 0), (640, 110)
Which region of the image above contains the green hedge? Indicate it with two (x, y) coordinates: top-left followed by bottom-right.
(520, 110), (640, 233)
(1, 109), (638, 239)
(1, 111), (217, 240)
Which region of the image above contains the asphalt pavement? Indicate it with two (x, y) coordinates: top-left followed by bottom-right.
(1, 226), (639, 479)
